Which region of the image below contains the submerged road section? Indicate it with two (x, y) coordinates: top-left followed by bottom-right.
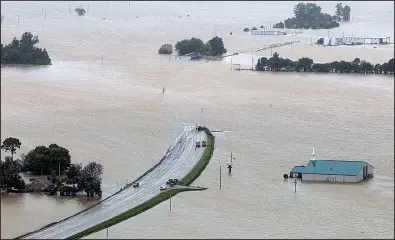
(19, 126), (207, 239)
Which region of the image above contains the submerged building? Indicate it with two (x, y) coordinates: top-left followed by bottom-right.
(290, 148), (374, 183)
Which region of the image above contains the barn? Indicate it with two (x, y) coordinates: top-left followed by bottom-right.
(289, 160), (374, 183)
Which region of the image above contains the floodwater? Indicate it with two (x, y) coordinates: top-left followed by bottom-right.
(1, 1), (394, 239)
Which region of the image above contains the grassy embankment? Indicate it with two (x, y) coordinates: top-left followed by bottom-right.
(67, 129), (215, 239)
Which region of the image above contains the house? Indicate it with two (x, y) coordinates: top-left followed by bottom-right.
(289, 148), (374, 183)
(26, 176), (55, 192)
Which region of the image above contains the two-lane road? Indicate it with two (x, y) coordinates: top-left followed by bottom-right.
(20, 126), (207, 239)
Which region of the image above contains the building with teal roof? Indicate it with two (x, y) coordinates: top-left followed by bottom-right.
(289, 148), (374, 183)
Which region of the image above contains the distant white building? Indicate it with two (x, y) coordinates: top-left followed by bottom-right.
(251, 30), (287, 36)
(323, 38), (340, 46)
(322, 36), (391, 46)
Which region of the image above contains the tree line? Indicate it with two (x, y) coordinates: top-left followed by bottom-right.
(1, 32), (52, 65)
(0, 137), (103, 197)
(158, 36), (227, 56)
(255, 52), (394, 74)
(273, 2), (351, 30)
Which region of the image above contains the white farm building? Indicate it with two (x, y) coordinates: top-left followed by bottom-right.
(289, 149), (374, 183)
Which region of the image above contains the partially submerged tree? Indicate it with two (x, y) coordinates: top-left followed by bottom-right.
(78, 162), (103, 197)
(158, 44), (173, 54)
(66, 164), (82, 190)
(1, 137), (22, 161)
(243, 27), (250, 32)
(251, 27), (257, 30)
(1, 32), (52, 65)
(75, 7), (86, 16)
(205, 36), (227, 56)
(0, 157), (25, 190)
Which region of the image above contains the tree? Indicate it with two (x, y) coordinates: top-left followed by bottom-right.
(294, 3), (307, 21)
(273, 22), (284, 29)
(297, 57), (314, 72)
(66, 164), (82, 190)
(78, 162), (103, 197)
(206, 37), (227, 56)
(243, 27), (250, 32)
(1, 137), (22, 161)
(175, 37), (205, 56)
(0, 157), (25, 190)
(75, 7), (86, 16)
(24, 144), (71, 175)
(158, 44), (173, 54)
(342, 5), (351, 21)
(335, 3), (343, 21)
(1, 32), (51, 65)
(251, 27), (257, 30)
(269, 52), (281, 71)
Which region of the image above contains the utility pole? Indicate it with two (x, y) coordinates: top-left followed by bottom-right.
(294, 179), (297, 192)
(69, 4), (71, 15)
(230, 58), (233, 70)
(220, 166), (222, 189)
(106, 226), (108, 239)
(231, 152), (233, 163)
(44, 9), (47, 20)
(270, 46), (272, 56)
(58, 161), (61, 179)
(251, 51), (254, 70)
(17, 14), (19, 23)
(169, 193), (172, 211)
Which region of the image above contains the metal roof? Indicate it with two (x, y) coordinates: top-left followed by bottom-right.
(290, 166), (305, 173)
(301, 160), (370, 176)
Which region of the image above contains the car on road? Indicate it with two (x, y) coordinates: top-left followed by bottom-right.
(133, 182), (140, 188)
(160, 186), (167, 191)
(202, 140), (207, 147)
(196, 140), (201, 147)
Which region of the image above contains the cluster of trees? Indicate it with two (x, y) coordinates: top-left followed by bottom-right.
(174, 36), (227, 56)
(75, 6), (86, 16)
(243, 26), (264, 32)
(158, 44), (173, 54)
(1, 32), (52, 65)
(255, 52), (394, 74)
(0, 137), (103, 197)
(273, 2), (351, 30)
(23, 144), (71, 175)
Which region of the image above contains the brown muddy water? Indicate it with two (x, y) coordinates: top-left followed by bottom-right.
(1, 1), (394, 239)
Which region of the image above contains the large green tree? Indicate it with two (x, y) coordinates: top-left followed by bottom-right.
(24, 144), (71, 175)
(1, 137), (22, 161)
